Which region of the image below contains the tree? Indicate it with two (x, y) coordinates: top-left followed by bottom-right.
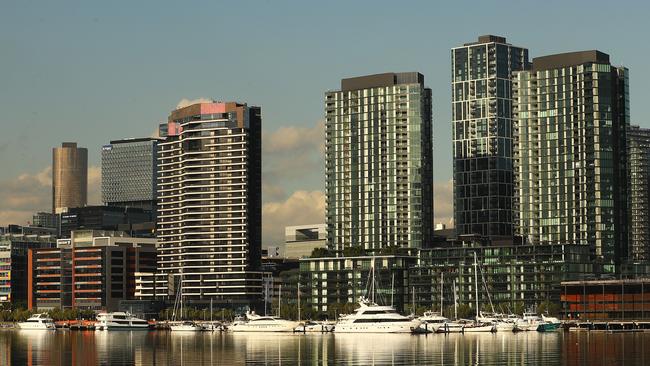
(379, 245), (401, 256)
(310, 247), (333, 258)
(342, 246), (366, 257)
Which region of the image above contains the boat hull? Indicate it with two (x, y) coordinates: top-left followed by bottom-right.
(230, 321), (300, 332)
(17, 323), (56, 330)
(170, 325), (204, 332)
(335, 320), (420, 333)
(537, 323), (560, 332)
(463, 325), (497, 333)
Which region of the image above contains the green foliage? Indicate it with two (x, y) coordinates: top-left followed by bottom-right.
(379, 245), (401, 256)
(457, 304), (474, 319)
(342, 246), (366, 257)
(46, 308), (95, 321)
(310, 247), (334, 258)
(537, 300), (561, 317)
(158, 307), (235, 321)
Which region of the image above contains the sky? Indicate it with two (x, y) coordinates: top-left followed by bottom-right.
(1, 0), (649, 246)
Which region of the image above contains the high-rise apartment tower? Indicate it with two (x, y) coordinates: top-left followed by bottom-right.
(452, 35), (529, 238)
(628, 125), (650, 262)
(325, 72), (433, 251)
(513, 50), (629, 269)
(157, 101), (262, 305)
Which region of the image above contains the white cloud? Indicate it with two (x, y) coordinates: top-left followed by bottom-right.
(0, 166), (51, 226)
(434, 179), (454, 228)
(263, 120), (324, 154)
(176, 97), (213, 109)
(0, 165), (102, 226)
(262, 190), (325, 246)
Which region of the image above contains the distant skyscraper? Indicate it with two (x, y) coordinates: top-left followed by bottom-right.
(102, 138), (159, 211)
(513, 50), (629, 268)
(452, 35), (529, 238)
(325, 72), (433, 251)
(52, 142), (87, 214)
(157, 101), (262, 305)
(628, 125), (650, 262)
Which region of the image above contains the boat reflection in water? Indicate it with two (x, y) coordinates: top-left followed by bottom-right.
(4, 328), (650, 365)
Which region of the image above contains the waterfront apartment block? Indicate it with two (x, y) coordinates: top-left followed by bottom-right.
(628, 125), (650, 262)
(52, 142), (88, 214)
(284, 224), (327, 259)
(0, 232), (56, 305)
(28, 230), (157, 311)
(452, 35), (529, 238)
(411, 240), (592, 311)
(157, 101), (263, 306)
(102, 137), (160, 211)
(300, 255), (418, 313)
(325, 72), (433, 251)
(299, 237), (592, 316)
(513, 51), (630, 269)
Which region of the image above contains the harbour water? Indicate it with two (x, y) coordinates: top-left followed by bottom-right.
(1, 330), (649, 365)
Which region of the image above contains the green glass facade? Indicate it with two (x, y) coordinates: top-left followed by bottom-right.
(452, 35), (529, 238)
(325, 72), (433, 251)
(513, 51), (630, 269)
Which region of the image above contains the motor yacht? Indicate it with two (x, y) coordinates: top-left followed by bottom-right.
(17, 314), (56, 330)
(229, 311), (300, 332)
(334, 298), (421, 333)
(95, 312), (150, 330)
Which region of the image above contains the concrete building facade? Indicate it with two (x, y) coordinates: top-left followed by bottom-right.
(157, 101), (263, 307)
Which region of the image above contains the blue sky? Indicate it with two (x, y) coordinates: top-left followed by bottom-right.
(1, 0), (649, 244)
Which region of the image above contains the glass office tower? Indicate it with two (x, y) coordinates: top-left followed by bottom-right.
(325, 72), (433, 252)
(513, 50), (629, 268)
(628, 125), (650, 262)
(102, 138), (159, 211)
(452, 35), (529, 238)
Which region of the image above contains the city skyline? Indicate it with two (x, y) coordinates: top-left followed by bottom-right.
(2, 1), (650, 246)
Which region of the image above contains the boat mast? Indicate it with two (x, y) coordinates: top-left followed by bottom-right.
(440, 272), (444, 317)
(278, 283), (282, 317)
(412, 286), (416, 315)
(370, 257), (375, 304)
(474, 252), (479, 321)
(391, 273), (394, 307)
(297, 281), (301, 322)
(453, 279), (458, 320)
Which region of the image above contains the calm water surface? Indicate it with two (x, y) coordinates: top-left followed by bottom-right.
(1, 330), (649, 365)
